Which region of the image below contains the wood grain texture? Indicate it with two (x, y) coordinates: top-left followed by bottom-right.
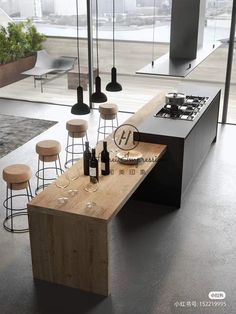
(28, 142), (166, 222)
(27, 92), (167, 295)
(28, 210), (109, 295)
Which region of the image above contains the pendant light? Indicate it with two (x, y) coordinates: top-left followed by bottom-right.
(151, 0), (156, 67)
(71, 0), (90, 115)
(91, 0), (107, 103)
(106, 0), (122, 92)
(212, 0), (218, 49)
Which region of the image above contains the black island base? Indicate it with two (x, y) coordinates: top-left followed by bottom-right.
(132, 86), (221, 209)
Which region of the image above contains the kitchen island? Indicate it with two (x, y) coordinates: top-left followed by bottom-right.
(27, 86), (220, 296)
(133, 86), (221, 208)
(27, 92), (167, 296)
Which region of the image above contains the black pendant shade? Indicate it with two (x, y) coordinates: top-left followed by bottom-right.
(71, 0), (90, 115)
(106, 0), (122, 92)
(91, 76), (107, 103)
(106, 67), (122, 92)
(91, 0), (107, 104)
(71, 86), (90, 115)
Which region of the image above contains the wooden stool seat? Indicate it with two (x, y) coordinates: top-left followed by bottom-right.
(36, 140), (61, 162)
(36, 140), (61, 156)
(99, 103), (118, 120)
(2, 164), (33, 232)
(66, 119), (88, 138)
(35, 141), (63, 194)
(3, 164), (32, 186)
(97, 103), (119, 143)
(65, 119), (89, 168)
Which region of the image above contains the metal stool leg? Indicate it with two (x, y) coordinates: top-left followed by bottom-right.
(55, 160), (59, 177)
(65, 133), (70, 167)
(58, 155), (64, 175)
(5, 185), (9, 223)
(42, 157), (45, 190)
(36, 157), (40, 190)
(116, 114), (119, 128)
(28, 181), (33, 198)
(26, 186), (31, 202)
(104, 119), (106, 140)
(82, 136), (85, 152)
(72, 135), (75, 165)
(26, 181), (33, 202)
(10, 185), (13, 232)
(97, 116), (101, 143)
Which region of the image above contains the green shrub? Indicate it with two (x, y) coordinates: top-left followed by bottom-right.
(0, 19), (46, 64)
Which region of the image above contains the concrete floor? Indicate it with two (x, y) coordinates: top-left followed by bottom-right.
(0, 99), (235, 314)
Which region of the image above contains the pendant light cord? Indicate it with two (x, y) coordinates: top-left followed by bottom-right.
(213, 0), (218, 48)
(112, 0), (115, 67)
(96, 0), (99, 76)
(76, 0), (81, 85)
(152, 0), (156, 66)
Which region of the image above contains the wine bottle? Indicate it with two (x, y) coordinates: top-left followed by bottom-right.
(83, 141), (91, 176)
(101, 141), (110, 175)
(89, 148), (99, 183)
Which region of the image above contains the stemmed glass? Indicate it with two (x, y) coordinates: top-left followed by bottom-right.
(66, 167), (80, 196)
(84, 177), (99, 209)
(84, 177), (98, 193)
(55, 175), (70, 204)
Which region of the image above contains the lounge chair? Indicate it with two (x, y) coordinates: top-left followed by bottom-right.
(22, 50), (76, 92)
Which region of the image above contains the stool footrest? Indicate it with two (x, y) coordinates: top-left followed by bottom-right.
(64, 157), (82, 169)
(3, 212), (29, 233)
(35, 167), (64, 181)
(65, 143), (85, 155)
(3, 194), (32, 212)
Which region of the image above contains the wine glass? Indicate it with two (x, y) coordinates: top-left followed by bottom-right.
(85, 201), (98, 209)
(55, 176), (70, 204)
(84, 177), (98, 193)
(66, 167), (80, 181)
(66, 168), (80, 196)
(84, 177), (99, 209)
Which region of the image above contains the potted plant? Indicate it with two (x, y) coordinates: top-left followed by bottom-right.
(0, 19), (46, 87)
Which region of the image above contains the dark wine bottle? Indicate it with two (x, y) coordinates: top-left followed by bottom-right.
(101, 141), (110, 175)
(83, 141), (91, 176)
(89, 148), (99, 183)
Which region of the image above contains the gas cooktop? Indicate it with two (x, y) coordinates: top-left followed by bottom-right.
(155, 95), (209, 121)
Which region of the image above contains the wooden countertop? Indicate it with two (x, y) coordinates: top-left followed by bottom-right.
(28, 92), (167, 223)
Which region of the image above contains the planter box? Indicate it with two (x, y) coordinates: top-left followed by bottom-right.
(0, 55), (36, 88)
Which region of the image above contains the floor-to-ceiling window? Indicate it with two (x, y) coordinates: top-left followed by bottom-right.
(0, 0), (235, 118)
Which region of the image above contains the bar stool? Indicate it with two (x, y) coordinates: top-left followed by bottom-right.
(65, 119), (88, 168)
(35, 140), (63, 194)
(97, 103), (119, 143)
(2, 164), (33, 233)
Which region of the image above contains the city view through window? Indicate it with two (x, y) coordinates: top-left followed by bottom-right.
(0, 0), (233, 43)
(0, 0), (235, 123)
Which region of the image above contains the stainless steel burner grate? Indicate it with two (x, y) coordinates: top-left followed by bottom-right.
(155, 95), (209, 121)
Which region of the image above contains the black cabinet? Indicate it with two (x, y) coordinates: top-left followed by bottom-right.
(133, 87), (221, 208)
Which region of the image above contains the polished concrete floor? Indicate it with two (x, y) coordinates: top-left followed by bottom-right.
(0, 99), (235, 314)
